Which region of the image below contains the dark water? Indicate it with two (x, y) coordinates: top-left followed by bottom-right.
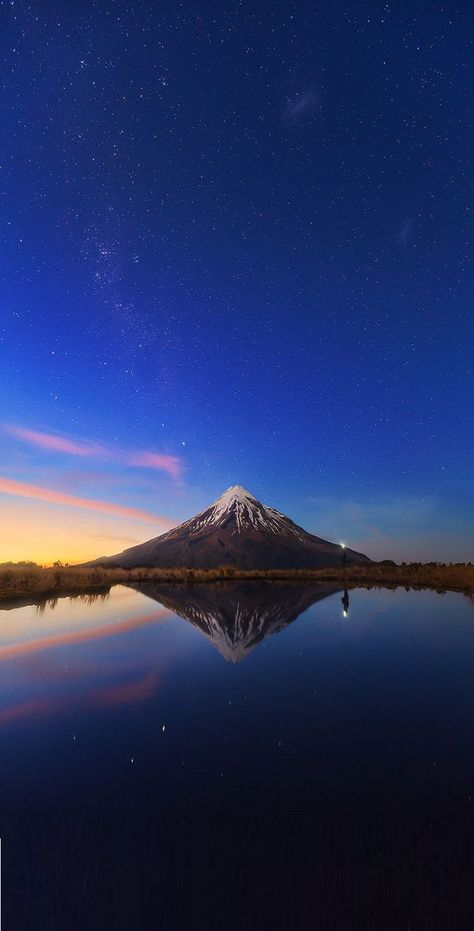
(1, 582), (474, 928)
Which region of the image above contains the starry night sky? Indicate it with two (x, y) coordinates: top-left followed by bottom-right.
(0, 0), (472, 564)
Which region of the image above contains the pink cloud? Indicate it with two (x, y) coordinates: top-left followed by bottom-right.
(5, 424), (183, 481)
(0, 476), (176, 527)
(7, 426), (107, 458)
(130, 451), (182, 480)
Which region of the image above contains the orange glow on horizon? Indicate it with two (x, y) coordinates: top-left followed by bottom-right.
(0, 490), (175, 565)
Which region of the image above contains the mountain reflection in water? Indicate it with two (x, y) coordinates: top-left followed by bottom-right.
(2, 587), (474, 927)
(0, 582), (343, 727)
(130, 580), (342, 662)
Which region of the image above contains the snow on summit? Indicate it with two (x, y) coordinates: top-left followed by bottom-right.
(187, 484), (299, 536)
(209, 485), (270, 531)
(213, 484), (257, 507)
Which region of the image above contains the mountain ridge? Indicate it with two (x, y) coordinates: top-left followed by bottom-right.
(83, 485), (370, 569)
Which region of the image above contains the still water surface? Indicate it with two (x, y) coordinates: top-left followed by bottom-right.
(1, 582), (474, 926)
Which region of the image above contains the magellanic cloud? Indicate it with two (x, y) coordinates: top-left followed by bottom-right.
(0, 477), (176, 527)
(5, 424), (183, 481)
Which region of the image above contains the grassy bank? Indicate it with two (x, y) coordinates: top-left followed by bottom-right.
(0, 561), (473, 606)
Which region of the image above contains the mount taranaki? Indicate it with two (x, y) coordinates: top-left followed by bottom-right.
(85, 485), (370, 569)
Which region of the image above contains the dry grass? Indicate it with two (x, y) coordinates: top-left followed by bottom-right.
(0, 561), (473, 607)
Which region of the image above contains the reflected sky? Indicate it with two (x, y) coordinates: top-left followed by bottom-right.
(0, 584), (163, 645)
(1, 584), (474, 823)
(0, 581), (339, 725)
(0, 586), (175, 727)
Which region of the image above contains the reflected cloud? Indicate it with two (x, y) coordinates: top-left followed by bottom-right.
(95, 670), (161, 708)
(0, 587), (175, 725)
(0, 582), (344, 732)
(0, 606), (171, 662)
(0, 697), (53, 725)
(0, 670), (162, 724)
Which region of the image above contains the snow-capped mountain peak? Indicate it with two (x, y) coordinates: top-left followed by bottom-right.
(209, 485), (267, 530)
(192, 484), (297, 536)
(213, 484), (256, 506)
(84, 484), (371, 569)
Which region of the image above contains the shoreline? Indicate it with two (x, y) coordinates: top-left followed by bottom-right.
(0, 563), (473, 608)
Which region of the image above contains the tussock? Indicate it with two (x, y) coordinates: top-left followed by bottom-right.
(0, 561), (473, 606)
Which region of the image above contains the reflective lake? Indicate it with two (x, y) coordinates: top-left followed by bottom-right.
(1, 582), (474, 928)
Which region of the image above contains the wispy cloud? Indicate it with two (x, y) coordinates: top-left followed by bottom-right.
(6, 426), (106, 458)
(5, 424), (183, 481)
(128, 451), (182, 480)
(0, 476), (175, 527)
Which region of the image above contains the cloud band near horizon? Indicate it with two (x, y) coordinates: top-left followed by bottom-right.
(0, 477), (175, 527)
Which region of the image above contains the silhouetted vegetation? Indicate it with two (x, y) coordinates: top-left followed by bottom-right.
(0, 560), (40, 568)
(0, 561), (473, 607)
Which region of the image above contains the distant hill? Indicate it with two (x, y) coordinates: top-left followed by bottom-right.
(83, 485), (371, 569)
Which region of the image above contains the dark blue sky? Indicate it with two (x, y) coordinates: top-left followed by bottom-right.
(0, 0), (472, 563)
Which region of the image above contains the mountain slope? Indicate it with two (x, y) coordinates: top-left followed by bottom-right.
(86, 485), (370, 569)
